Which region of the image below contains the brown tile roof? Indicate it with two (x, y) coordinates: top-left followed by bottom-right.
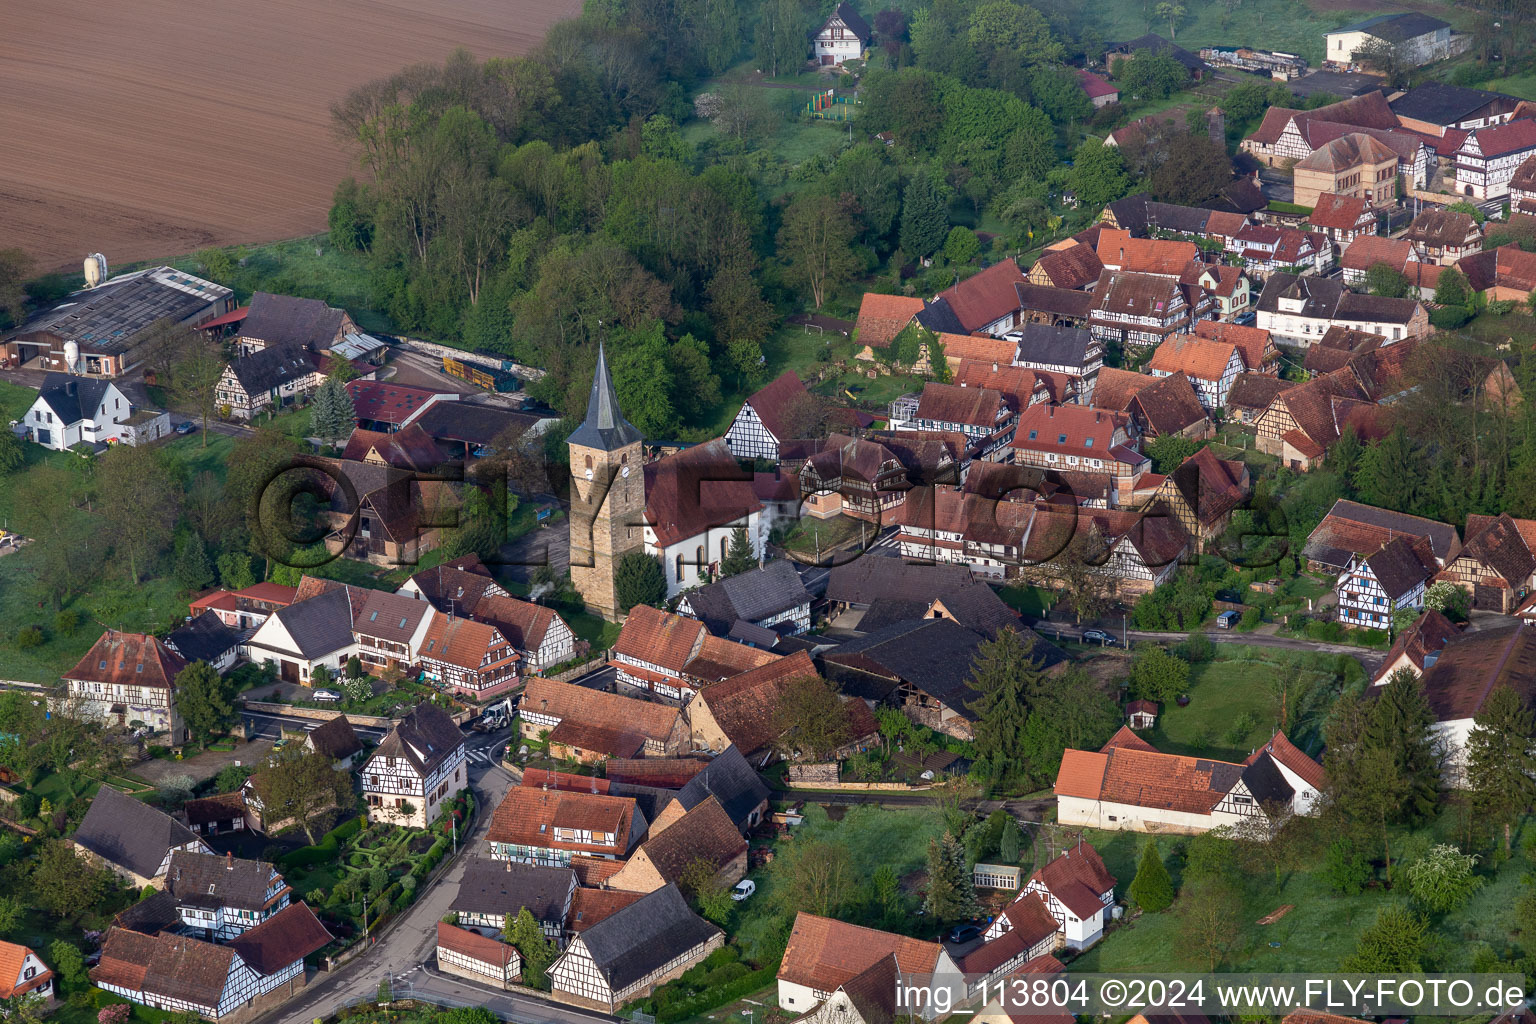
(472, 594), (560, 653)
(341, 423), (446, 471)
(915, 382), (1009, 431)
(685, 635), (781, 683)
(1092, 367), (1156, 412)
(1304, 327), (1386, 374)
(421, 615), (516, 672)
(1129, 373), (1209, 437)
(229, 902), (332, 974)
(779, 913), (942, 994)
(1012, 404), (1133, 459)
(1245, 730), (1325, 790)
(520, 769), (612, 795)
(695, 651), (819, 756)
(1457, 244), (1536, 293)
(962, 903), (1053, 974)
(1455, 513), (1536, 586)
(1281, 1014), (1373, 1024)
(1031, 842), (1116, 919)
(437, 922), (518, 969)
(66, 631), (185, 690)
(604, 757), (710, 788)
(1341, 234), (1415, 273)
(91, 929), (234, 1007)
(183, 791), (247, 828)
(1404, 208), (1480, 248)
(1092, 271), (1184, 318)
(306, 715), (364, 761)
(743, 371), (813, 439)
(613, 605), (706, 673)
(1418, 624), (1536, 722)
(488, 787), (638, 857)
(933, 261), (1028, 333)
(570, 856), (628, 887)
(521, 677), (683, 747)
(644, 439), (762, 548)
(1463, 117), (1536, 158)
(1013, 283), (1096, 320)
(855, 294), (925, 348)
(1295, 133), (1397, 172)
(938, 333), (1018, 366)
(1096, 229), (1198, 276)
(1374, 608), (1459, 681)
(1032, 244), (1104, 290)
(1148, 336), (1238, 382)
(1193, 320), (1272, 371)
(625, 796), (745, 888)
(1055, 744), (1245, 814)
(1304, 499), (1460, 568)
(354, 589), (432, 643)
(1307, 192), (1372, 231)
(954, 361), (1049, 410)
(548, 720), (646, 759)
(566, 887), (644, 933)
(1163, 447), (1249, 526)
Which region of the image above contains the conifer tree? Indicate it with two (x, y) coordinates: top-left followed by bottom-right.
(900, 173), (949, 260)
(1365, 668), (1441, 824)
(1129, 839), (1173, 912)
(966, 627), (1046, 783)
(719, 524), (757, 577)
(923, 832), (981, 923)
(1465, 683), (1536, 851)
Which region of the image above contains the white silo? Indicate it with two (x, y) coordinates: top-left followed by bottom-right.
(84, 253), (108, 289)
(63, 340), (80, 374)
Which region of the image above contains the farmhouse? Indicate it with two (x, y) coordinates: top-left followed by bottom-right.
(1435, 512), (1536, 612)
(1406, 623), (1536, 783)
(1011, 323), (1103, 399)
(1403, 208), (1483, 264)
(853, 293), (925, 356)
(1076, 69), (1119, 108)
(519, 677), (687, 756)
(244, 586), (358, 685)
(73, 786), (211, 889)
(987, 843), (1117, 951)
(608, 796), (747, 895)
(1087, 271), (1191, 350)
(1455, 243), (1536, 301)
(2, 266), (232, 377)
(231, 292), (358, 356)
(1014, 282), (1098, 328)
(1148, 336), (1244, 410)
(450, 857), (574, 939)
(1125, 372), (1212, 440)
(488, 786), (643, 866)
(1225, 372), (1296, 424)
(1307, 192), (1377, 248)
(549, 884), (723, 1012)
(436, 923), (520, 989)
(778, 914), (956, 1019)
(890, 382), (1016, 457)
(164, 851), (292, 942)
(400, 560), (577, 671)
(65, 631), (188, 740)
(359, 703), (467, 828)
(1029, 243), (1104, 291)
(216, 346), (323, 420)
(1152, 447), (1251, 552)
(1324, 13), (1461, 67)
(916, 261), (1028, 337)
(1010, 404), (1146, 505)
(810, 2), (869, 66)
(345, 380), (458, 433)
(677, 560), (812, 638)
(1391, 82), (1519, 133)
(418, 615), (521, 699)
(1192, 319), (1278, 373)
(341, 424), (448, 472)
(351, 588), (435, 676)
(1335, 535), (1437, 630)
(1302, 498), (1460, 573)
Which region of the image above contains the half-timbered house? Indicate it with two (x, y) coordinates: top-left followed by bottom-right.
(608, 796), (747, 895)
(352, 589), (435, 676)
(65, 631), (188, 741)
(1403, 208), (1483, 264)
(724, 371), (814, 462)
(399, 558), (577, 672)
(216, 347), (323, 420)
(418, 615), (521, 699)
(1152, 448), (1250, 553)
(889, 382), (1017, 461)
(676, 559), (812, 638)
(1337, 536), (1438, 629)
(164, 851), (292, 942)
(1088, 271), (1191, 349)
(359, 703), (466, 828)
(487, 786), (644, 866)
(778, 914), (956, 1019)
(1436, 513), (1536, 612)
(436, 922), (520, 989)
(519, 677), (688, 756)
(450, 857), (575, 941)
(1022, 844), (1117, 950)
(1009, 404), (1146, 506)
(1147, 335), (1245, 410)
(916, 261), (1028, 337)
(549, 884), (723, 1012)
(810, 2), (869, 66)
(1456, 118), (1536, 198)
(781, 433), (909, 523)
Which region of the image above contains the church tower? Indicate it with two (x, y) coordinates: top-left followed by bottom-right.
(567, 344), (645, 621)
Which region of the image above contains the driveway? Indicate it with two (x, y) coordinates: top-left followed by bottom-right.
(264, 726), (519, 1024)
(135, 737), (276, 787)
(497, 520), (569, 582)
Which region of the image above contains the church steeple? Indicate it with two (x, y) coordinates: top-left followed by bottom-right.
(567, 343), (642, 451)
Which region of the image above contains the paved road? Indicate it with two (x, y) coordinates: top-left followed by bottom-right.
(1031, 623), (1387, 672)
(265, 726), (521, 1024)
(392, 966), (620, 1024)
(241, 710), (390, 742)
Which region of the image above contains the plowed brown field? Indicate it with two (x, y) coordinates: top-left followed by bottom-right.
(2, 0), (578, 272)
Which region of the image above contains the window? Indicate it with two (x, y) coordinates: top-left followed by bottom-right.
(1084, 437), (1094, 447)
(1057, 434), (1067, 443)
(676, 554), (684, 580)
(1027, 430), (1037, 440)
(584, 454), (593, 469)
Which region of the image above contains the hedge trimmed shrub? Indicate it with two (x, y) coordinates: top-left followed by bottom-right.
(652, 966), (778, 1023)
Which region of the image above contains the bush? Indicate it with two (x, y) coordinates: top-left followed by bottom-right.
(652, 965), (780, 1023)
(1179, 632), (1214, 663)
(1429, 305), (1473, 329)
(54, 610), (79, 636)
(13, 627), (44, 650)
(1239, 607), (1262, 629)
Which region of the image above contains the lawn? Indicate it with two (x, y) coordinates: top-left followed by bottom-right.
(0, 380), (37, 423)
(1070, 808), (1534, 973)
(998, 584), (1056, 619)
(1475, 69), (1536, 101)
(780, 512), (877, 562)
(1142, 646), (1347, 761)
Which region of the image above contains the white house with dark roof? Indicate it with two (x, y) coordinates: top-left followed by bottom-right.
(451, 857), (575, 942)
(1336, 535), (1435, 630)
(244, 587), (358, 685)
(1455, 119), (1536, 199)
(359, 703), (467, 828)
(164, 850), (292, 941)
(22, 374), (144, 451)
(644, 440), (765, 597)
(352, 588), (436, 676)
(811, 2), (871, 67)
(724, 371), (813, 462)
(231, 292), (358, 356)
(677, 560), (811, 638)
(1324, 12), (1461, 67)
(216, 346), (324, 420)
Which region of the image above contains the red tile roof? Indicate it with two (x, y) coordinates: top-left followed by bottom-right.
(344, 380), (450, 426)
(694, 651), (820, 756)
(566, 887), (644, 933)
(437, 922), (518, 969)
(1012, 404), (1132, 459)
(341, 423), (446, 470)
(938, 333), (1018, 365)
(779, 914), (942, 994)
(613, 605), (706, 673)
(855, 294), (925, 349)
(644, 439), (763, 548)
(1102, 724), (1157, 752)
(916, 382), (1008, 430)
(1092, 367), (1155, 412)
(1462, 117), (1536, 158)
(1307, 192), (1373, 232)
(1193, 320), (1272, 371)
(935, 261), (1028, 333)
(521, 677), (682, 747)
(1245, 730), (1325, 790)
(1057, 742), (1247, 814)
(743, 371), (813, 439)
(1148, 336), (1238, 382)
(0, 944), (49, 999)
(421, 616), (517, 672)
(1075, 68), (1118, 99)
(66, 632), (185, 690)
(1096, 229), (1199, 276)
(954, 361), (1049, 410)
(1031, 843), (1116, 919)
(487, 787), (636, 857)
(1341, 234), (1415, 273)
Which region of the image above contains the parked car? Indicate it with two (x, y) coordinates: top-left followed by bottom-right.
(1081, 628), (1119, 646)
(1216, 610), (1241, 629)
(946, 923), (983, 945)
(175, 420), (197, 435)
(312, 689), (343, 702)
(731, 879), (756, 902)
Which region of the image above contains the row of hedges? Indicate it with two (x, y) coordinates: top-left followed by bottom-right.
(630, 947), (782, 1024)
(280, 815), (363, 869)
(653, 965), (777, 1023)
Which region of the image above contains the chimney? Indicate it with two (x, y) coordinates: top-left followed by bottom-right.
(66, 380), (78, 398)
(226, 851), (234, 871)
(1048, 406), (1055, 418)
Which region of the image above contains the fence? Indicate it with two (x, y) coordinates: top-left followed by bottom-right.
(540, 650), (609, 684)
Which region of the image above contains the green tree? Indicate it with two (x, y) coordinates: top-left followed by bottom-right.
(775, 839), (855, 918)
(0, 897), (21, 936)
(1154, 2), (1187, 37)
(1322, 837), (1372, 896)
(1365, 667), (1441, 825)
(0, 431), (24, 476)
(943, 226), (981, 265)
(1365, 262), (1413, 298)
(900, 172), (950, 259)
(1179, 874), (1240, 969)
(1148, 132), (1232, 206)
(1434, 264), (1473, 309)
(678, 857), (734, 924)
(1068, 139), (1132, 210)
(1404, 843), (1483, 912)
(1465, 684), (1536, 851)
(217, 551), (256, 590)
(923, 832), (981, 923)
(504, 907), (557, 988)
(0, 249), (34, 330)
(966, 627), (1047, 783)
(1129, 839), (1173, 912)
(97, 443), (179, 585)
(614, 551), (667, 613)
(251, 747), (352, 843)
(719, 525), (757, 577)
(171, 337), (226, 446)
(28, 840), (111, 917)
(1128, 645), (1189, 704)
(1146, 435), (1199, 474)
(1353, 427), (1419, 512)
(173, 534), (215, 593)
(328, 177), (374, 253)
(779, 192), (860, 309)
(772, 674), (854, 761)
(998, 816), (1021, 863)
(175, 661), (237, 746)
(48, 940), (85, 988)
(311, 376), (358, 447)
(1340, 904), (1426, 971)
